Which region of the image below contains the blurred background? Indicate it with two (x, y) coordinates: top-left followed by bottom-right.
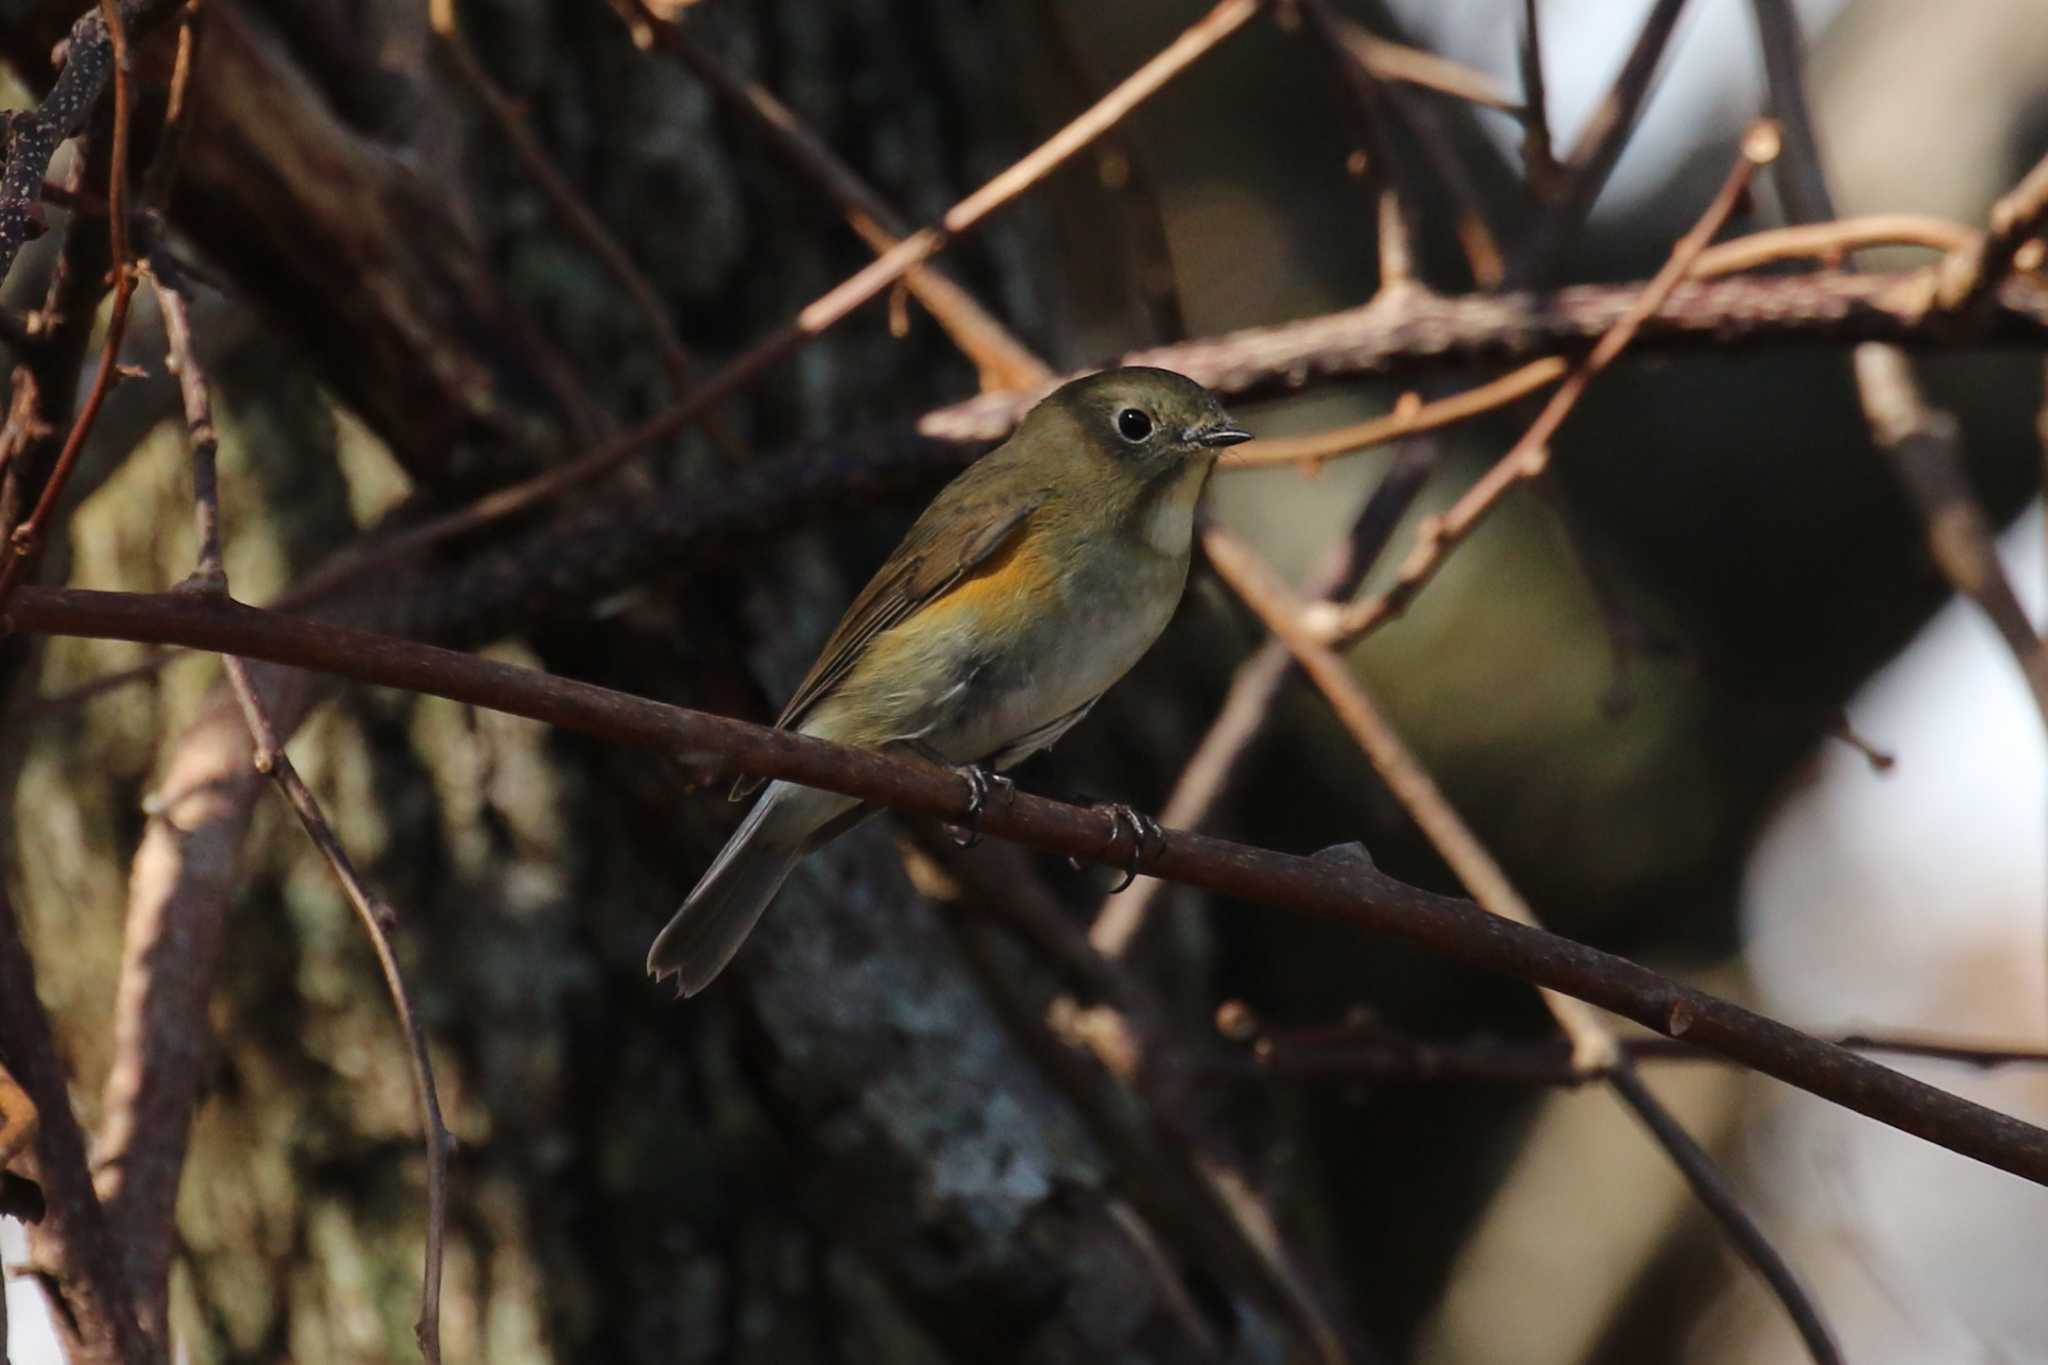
(4, 0), (2048, 1360)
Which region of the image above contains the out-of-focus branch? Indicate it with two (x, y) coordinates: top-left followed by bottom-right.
(18, 583), (2048, 1190)
(0, 0), (140, 609)
(616, 0), (1054, 391)
(282, 0), (1252, 604)
(0, 883), (160, 1365)
(428, 0), (727, 443)
(0, 0), (176, 281)
(1328, 125), (1775, 645)
(1937, 149), (2048, 324)
(1289, 0), (1417, 291)
(1511, 0), (1691, 283)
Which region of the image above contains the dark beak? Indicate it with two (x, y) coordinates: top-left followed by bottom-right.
(1192, 422), (1253, 449)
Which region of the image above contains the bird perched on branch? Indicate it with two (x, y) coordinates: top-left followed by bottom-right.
(647, 366), (1252, 995)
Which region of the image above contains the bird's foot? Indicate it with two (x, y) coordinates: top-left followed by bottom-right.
(948, 763), (1014, 847)
(1072, 801), (1166, 891)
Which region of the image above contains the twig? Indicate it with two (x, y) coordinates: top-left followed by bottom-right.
(1218, 1020), (2048, 1083)
(1330, 23), (1521, 116)
(1091, 443), (1437, 956)
(276, 0), (1251, 605)
(1937, 149), (2048, 323)
(1206, 516), (1841, 1365)
(147, 243), (455, 1360)
(1516, 0), (1559, 199)
(146, 252), (222, 591)
(1329, 124), (1776, 645)
(614, 0), (1053, 391)
(0, 883), (159, 1365)
(429, 0), (725, 433)
(1223, 358), (1565, 468)
(1202, 521), (1618, 1068)
(1360, 36), (1506, 288)
(135, 0), (199, 220)
(219, 654), (453, 1364)
(0, 0), (174, 281)
(1289, 0), (1417, 290)
(0, 0), (141, 610)
(1511, 0), (1692, 284)
(20, 584), (2048, 1188)
(1854, 343), (2048, 717)
(1608, 1068), (1842, 1364)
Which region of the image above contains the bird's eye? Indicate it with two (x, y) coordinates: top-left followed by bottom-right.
(1115, 408), (1153, 443)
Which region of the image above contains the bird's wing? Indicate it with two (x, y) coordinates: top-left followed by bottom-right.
(730, 486), (1045, 799)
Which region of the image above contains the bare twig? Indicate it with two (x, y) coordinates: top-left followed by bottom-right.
(20, 583), (2048, 1188)
(135, 0), (199, 220)
(1511, 0), (1692, 283)
(1937, 149), (2048, 323)
(613, 0), (1053, 391)
(0, 883), (159, 1365)
(1332, 23), (1521, 116)
(220, 653), (454, 1364)
(280, 0), (1251, 604)
(1091, 443), (1436, 956)
(1854, 344), (2048, 716)
(142, 244), (456, 1359)
(1203, 521), (1619, 1068)
(1609, 1068), (1842, 1365)
(1290, 0), (1417, 290)
(1517, 0), (1559, 198)
(1224, 358), (1565, 468)
(1207, 507), (1840, 1365)
(429, 0), (723, 427)
(1330, 124), (1775, 645)
(0, 0), (141, 610)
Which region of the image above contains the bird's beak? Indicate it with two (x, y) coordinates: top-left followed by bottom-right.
(1191, 422), (1253, 449)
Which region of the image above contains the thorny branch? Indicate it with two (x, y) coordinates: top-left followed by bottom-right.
(14, 583), (2048, 1192)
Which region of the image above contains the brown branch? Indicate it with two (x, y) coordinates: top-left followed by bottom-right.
(427, 0), (724, 431)
(1204, 523), (1841, 1364)
(0, 882), (159, 1365)
(0, 0), (141, 609)
(1607, 1067), (1842, 1365)
(1223, 357), (1565, 468)
(0, 0), (174, 281)
(1288, 0), (1417, 290)
(145, 252), (221, 590)
(219, 652), (454, 1365)
(1511, 0), (1691, 283)
(15, 583), (2048, 1189)
(279, 0), (1251, 606)
(1090, 446), (1435, 956)
(628, 5), (1054, 392)
(1516, 0), (1559, 198)
(1329, 125), (1775, 645)
(1937, 149), (2048, 323)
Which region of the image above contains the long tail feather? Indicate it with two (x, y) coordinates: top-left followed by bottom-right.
(647, 782), (846, 996)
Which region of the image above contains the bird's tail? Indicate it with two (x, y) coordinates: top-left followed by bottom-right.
(647, 781), (848, 996)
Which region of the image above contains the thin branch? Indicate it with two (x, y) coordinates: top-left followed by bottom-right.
(135, 0), (199, 220)
(142, 244), (455, 1359)
(0, 0), (141, 610)
(1516, 0), (1559, 199)
(1202, 521), (1618, 1068)
(429, 0), (724, 432)
(1204, 522), (1840, 1365)
(1289, 0), (1417, 290)
(1608, 1068), (1842, 1365)
(1937, 149), (2048, 322)
(1337, 25), (1521, 116)
(0, 0), (175, 282)
(219, 653), (453, 1365)
(1511, 0), (1691, 284)
(1090, 443), (1436, 956)
(1854, 343), (2048, 716)
(1224, 357), (1565, 468)
(1329, 124), (1775, 645)
(0, 883), (159, 1365)
(277, 0), (1251, 605)
(614, 0), (1053, 390)
(18, 584), (2048, 1189)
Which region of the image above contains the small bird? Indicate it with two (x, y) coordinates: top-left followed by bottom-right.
(647, 366), (1251, 995)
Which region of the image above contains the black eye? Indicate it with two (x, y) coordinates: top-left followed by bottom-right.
(1115, 408), (1153, 443)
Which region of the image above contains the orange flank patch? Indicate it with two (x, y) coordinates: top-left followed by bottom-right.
(907, 520), (1055, 643)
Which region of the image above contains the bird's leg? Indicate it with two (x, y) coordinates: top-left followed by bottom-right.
(905, 742), (1013, 847)
(1080, 800), (1166, 892)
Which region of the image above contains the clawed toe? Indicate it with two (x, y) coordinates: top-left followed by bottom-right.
(1094, 801), (1165, 893)
(947, 763), (1013, 847)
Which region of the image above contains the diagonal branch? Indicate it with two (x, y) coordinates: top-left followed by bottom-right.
(15, 583), (2048, 1191)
